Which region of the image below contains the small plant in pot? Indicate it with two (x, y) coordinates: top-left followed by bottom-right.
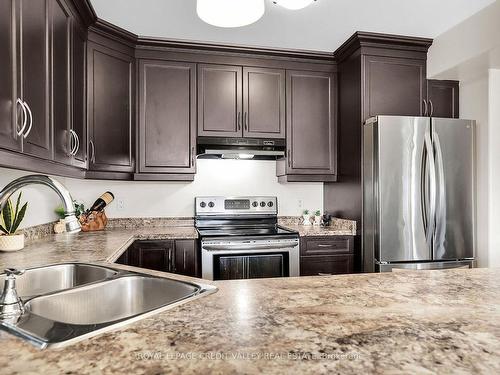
(302, 209), (311, 226)
(314, 210), (322, 226)
(0, 192), (28, 252)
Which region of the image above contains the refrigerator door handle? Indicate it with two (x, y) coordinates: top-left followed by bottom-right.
(423, 132), (437, 249)
(433, 132), (446, 247)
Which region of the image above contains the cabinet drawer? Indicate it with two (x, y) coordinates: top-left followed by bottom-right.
(300, 255), (353, 276)
(301, 236), (353, 256)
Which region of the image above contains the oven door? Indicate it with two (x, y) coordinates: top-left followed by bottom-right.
(201, 238), (300, 280)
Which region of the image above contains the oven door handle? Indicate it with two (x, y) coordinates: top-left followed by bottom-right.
(203, 243), (297, 251)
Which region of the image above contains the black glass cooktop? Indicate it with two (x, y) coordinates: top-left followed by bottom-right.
(197, 226), (297, 238)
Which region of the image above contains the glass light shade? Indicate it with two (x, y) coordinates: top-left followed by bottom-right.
(273, 0), (315, 10)
(197, 0), (265, 28)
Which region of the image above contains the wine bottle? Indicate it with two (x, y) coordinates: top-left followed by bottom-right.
(88, 192), (114, 213)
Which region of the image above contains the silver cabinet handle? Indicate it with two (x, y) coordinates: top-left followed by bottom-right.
(422, 99), (428, 116)
(237, 112), (241, 131)
(429, 100), (434, 117)
(317, 244), (334, 248)
(69, 130), (79, 156)
(191, 146), (195, 166)
(22, 101), (33, 139)
(318, 272), (332, 276)
(89, 140), (96, 163)
(74, 131), (80, 156)
(68, 130), (76, 156)
(244, 112), (248, 131)
(287, 149), (292, 168)
(16, 99), (28, 136)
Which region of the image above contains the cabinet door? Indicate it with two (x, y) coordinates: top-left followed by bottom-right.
(363, 55), (426, 121)
(87, 42), (134, 172)
(52, 0), (72, 165)
(174, 240), (198, 277)
(243, 67), (285, 139)
(135, 240), (174, 272)
(300, 255), (353, 276)
(198, 64), (242, 138)
(285, 70), (336, 175)
(139, 60), (196, 174)
(427, 80), (459, 119)
(71, 22), (87, 168)
(0, 0), (21, 152)
(20, 0), (51, 159)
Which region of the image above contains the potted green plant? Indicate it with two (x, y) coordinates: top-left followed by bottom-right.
(302, 209), (311, 226)
(314, 210), (321, 226)
(0, 192), (28, 252)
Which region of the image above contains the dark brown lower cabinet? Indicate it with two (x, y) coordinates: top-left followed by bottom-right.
(300, 236), (354, 276)
(116, 239), (199, 277)
(174, 240), (198, 277)
(300, 255), (353, 276)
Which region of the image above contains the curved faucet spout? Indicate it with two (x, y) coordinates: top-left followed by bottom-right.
(0, 175), (81, 234)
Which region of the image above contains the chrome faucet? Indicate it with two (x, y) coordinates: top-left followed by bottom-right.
(0, 268), (25, 322)
(0, 175), (81, 233)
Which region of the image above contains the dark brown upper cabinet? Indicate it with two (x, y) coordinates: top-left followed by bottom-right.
(243, 67), (285, 139)
(198, 64), (242, 138)
(18, 0), (51, 160)
(87, 41), (134, 175)
(324, 32), (433, 263)
(277, 70), (337, 182)
(0, 0), (20, 153)
(137, 60), (196, 179)
(426, 79), (459, 118)
(198, 64), (285, 139)
(71, 22), (87, 168)
(362, 55), (426, 121)
(52, 0), (72, 165)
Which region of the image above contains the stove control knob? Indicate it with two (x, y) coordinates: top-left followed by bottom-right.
(260, 201), (266, 207)
(200, 201), (206, 208)
(252, 201), (258, 207)
(208, 201), (215, 208)
(267, 201), (274, 207)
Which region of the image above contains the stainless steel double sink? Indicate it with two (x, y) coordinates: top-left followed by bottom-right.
(0, 263), (217, 349)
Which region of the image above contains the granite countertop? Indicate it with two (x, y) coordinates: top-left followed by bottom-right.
(0, 228), (499, 374)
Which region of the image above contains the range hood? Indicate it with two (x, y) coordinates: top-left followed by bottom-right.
(197, 137), (285, 160)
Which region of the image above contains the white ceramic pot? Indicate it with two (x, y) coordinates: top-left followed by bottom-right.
(0, 233), (25, 252)
(302, 215), (311, 226)
(314, 216), (321, 226)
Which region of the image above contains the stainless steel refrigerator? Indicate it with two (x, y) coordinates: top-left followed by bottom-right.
(362, 116), (475, 272)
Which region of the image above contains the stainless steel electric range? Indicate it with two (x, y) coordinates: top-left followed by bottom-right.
(195, 196), (300, 280)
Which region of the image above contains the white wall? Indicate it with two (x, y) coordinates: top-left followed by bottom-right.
(460, 74), (489, 267)
(428, 0), (500, 267)
(487, 69), (500, 267)
(0, 159), (323, 229)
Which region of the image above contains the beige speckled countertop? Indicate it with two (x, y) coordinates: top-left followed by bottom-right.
(0, 228), (499, 374)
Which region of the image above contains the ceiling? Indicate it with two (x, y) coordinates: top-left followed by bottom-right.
(89, 0), (496, 52)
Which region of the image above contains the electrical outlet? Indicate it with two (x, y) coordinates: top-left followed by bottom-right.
(117, 199), (125, 211)
(298, 199), (303, 209)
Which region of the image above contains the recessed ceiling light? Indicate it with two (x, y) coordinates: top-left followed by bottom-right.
(197, 0), (265, 28)
(273, 0), (316, 10)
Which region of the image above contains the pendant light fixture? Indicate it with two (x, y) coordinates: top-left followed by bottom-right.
(273, 0), (316, 10)
(197, 0), (265, 28)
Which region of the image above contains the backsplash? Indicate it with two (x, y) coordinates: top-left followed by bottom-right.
(0, 161), (323, 229)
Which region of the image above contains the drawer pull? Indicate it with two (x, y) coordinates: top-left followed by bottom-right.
(317, 244), (334, 247)
(318, 272), (332, 276)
